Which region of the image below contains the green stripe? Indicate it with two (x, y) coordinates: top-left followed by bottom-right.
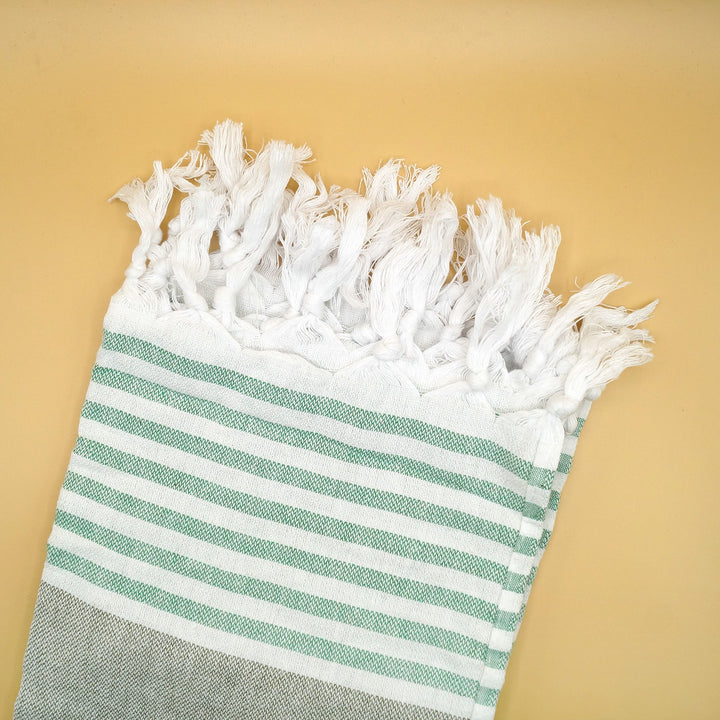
(542, 436), (584, 522)
(484, 648), (510, 670)
(525, 501), (546, 522)
(548, 490), (560, 512)
(539, 529), (551, 549)
(55, 508), (501, 664)
(573, 416), (585, 436)
(91, 365), (527, 551)
(62, 469), (508, 623)
(79, 401), (523, 586)
(503, 570), (528, 594)
(474, 686), (501, 707)
(102, 330), (554, 487)
(557, 453), (572, 475)
(46, 545), (479, 698)
(493, 610), (519, 633)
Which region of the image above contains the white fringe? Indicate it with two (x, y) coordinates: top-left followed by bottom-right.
(111, 120), (657, 430)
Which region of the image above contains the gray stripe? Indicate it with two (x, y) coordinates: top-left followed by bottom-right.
(14, 583), (465, 720)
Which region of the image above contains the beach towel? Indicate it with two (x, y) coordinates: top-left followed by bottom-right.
(13, 120), (657, 720)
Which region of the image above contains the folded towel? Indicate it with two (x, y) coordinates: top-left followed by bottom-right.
(13, 120), (656, 720)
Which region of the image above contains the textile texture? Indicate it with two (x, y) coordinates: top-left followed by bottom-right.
(13, 121), (655, 719)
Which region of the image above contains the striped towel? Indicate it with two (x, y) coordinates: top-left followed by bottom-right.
(13, 120), (656, 720)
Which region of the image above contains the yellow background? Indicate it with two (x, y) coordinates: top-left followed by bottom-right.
(1, 2), (718, 718)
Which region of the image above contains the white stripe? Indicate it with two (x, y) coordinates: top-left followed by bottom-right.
(541, 507), (557, 532)
(470, 700), (497, 720)
(84, 379), (525, 564)
(524, 485), (551, 513)
(96, 345), (534, 501)
(508, 552), (534, 576)
(56, 487), (500, 641)
(561, 431), (579, 456)
(530, 412), (566, 469)
(485, 627), (514, 652)
(497, 590), (523, 614)
(103, 302), (545, 465)
(42, 564), (474, 718)
(48, 523), (486, 683)
(69, 439), (509, 605)
(476, 667), (504, 690)
(93, 351), (533, 528)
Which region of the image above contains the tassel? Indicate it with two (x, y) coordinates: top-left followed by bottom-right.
(111, 119), (657, 421)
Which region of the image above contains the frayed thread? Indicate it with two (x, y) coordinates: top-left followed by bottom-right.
(110, 119), (657, 429)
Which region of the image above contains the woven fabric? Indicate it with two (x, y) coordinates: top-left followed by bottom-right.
(13, 120), (653, 719)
